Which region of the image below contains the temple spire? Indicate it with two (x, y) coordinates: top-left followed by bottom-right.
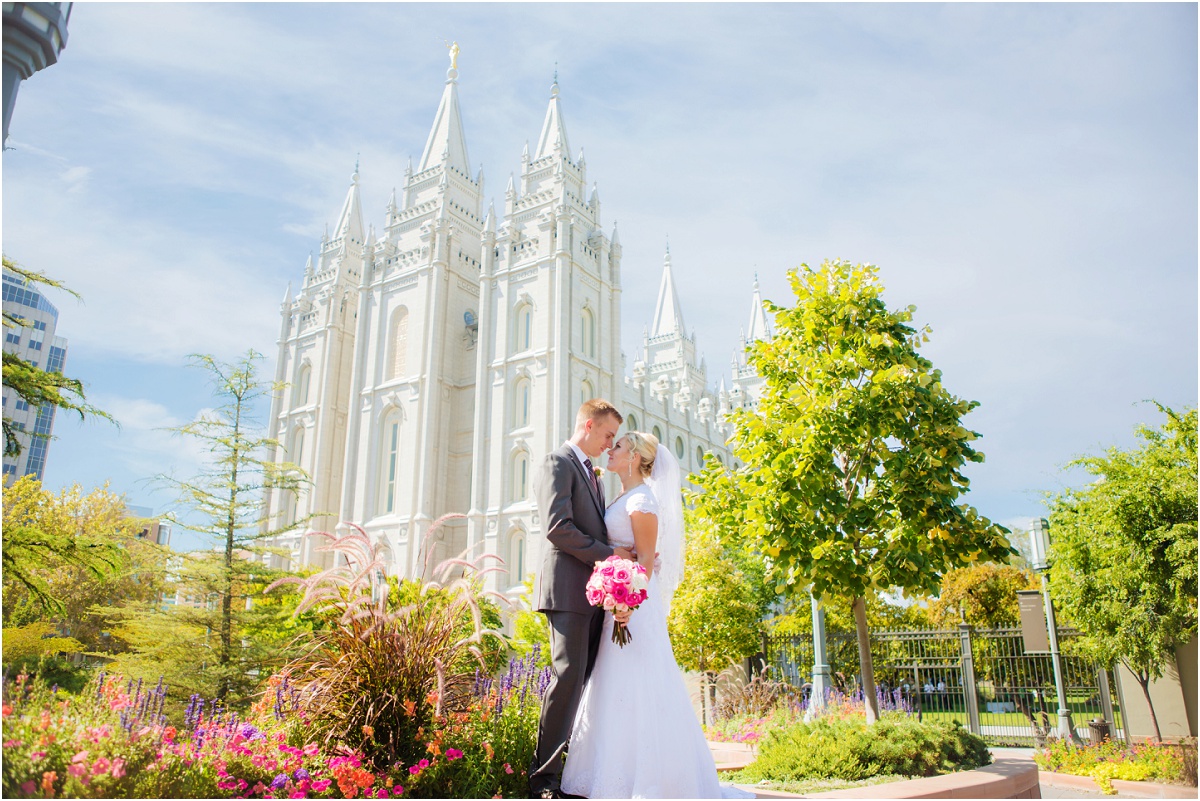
(650, 242), (685, 337)
(332, 166), (364, 243)
(534, 76), (571, 160)
(746, 275), (771, 342)
(418, 53), (471, 173)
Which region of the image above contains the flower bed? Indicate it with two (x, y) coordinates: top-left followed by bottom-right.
(3, 651), (550, 799)
(1034, 738), (1194, 795)
(705, 684), (916, 745)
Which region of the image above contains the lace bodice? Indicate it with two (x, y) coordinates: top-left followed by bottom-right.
(603, 484), (658, 548)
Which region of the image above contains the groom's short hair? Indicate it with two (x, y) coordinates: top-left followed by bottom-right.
(576, 398), (623, 430)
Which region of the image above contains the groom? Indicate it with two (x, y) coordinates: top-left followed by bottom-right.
(529, 398), (634, 799)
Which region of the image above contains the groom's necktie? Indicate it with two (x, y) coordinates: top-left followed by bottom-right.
(583, 457), (604, 507)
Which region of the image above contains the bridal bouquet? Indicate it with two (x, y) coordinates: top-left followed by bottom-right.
(585, 555), (649, 647)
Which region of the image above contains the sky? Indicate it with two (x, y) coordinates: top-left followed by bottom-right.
(3, 2), (1196, 553)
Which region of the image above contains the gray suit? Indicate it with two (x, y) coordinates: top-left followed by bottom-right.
(529, 444), (615, 795)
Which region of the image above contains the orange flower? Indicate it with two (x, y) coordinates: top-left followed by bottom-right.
(402, 699), (416, 717)
(426, 742), (441, 757)
(41, 771), (57, 798)
(483, 742), (494, 760)
(362, 725), (375, 738)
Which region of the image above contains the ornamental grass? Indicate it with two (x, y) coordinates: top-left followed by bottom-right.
(265, 518), (509, 770)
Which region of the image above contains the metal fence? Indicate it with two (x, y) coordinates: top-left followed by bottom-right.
(763, 625), (1124, 746)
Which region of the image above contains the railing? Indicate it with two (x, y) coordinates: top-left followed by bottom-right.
(762, 625), (1123, 746)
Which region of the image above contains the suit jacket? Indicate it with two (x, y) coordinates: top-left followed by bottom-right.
(533, 444), (615, 613)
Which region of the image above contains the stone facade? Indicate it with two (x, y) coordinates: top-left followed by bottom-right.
(264, 63), (770, 595)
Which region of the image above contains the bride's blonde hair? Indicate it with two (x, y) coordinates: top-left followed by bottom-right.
(623, 431), (659, 478)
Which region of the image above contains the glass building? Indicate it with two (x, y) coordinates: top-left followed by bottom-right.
(2, 270), (69, 483)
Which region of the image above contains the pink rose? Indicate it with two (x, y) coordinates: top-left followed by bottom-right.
(612, 584), (629, 603)
(613, 566), (631, 583)
(601, 596), (616, 611)
(599, 564), (615, 577)
(585, 586), (603, 605)
(602, 578), (615, 593)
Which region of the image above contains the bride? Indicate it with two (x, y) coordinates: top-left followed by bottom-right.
(560, 432), (750, 799)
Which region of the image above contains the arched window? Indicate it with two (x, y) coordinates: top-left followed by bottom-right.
(653, 425), (663, 443)
(388, 307), (409, 379)
(290, 426), (306, 468)
(696, 446), (705, 468)
(514, 303), (533, 352)
(511, 451), (529, 502)
(675, 436), (685, 459)
(580, 378), (593, 407)
(513, 377), (531, 428)
(294, 364), (311, 406)
(509, 530), (526, 586)
(627, 413), (638, 432)
(380, 411), (401, 514)
(581, 307), (595, 358)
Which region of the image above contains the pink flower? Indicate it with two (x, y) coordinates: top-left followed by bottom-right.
(613, 566), (631, 583)
(71, 750), (90, 764)
(408, 765), (420, 775)
(91, 756), (111, 776)
(303, 743), (320, 757)
(111, 758), (126, 779)
(290, 793), (306, 799)
(20, 781), (35, 796)
(585, 586), (603, 605)
(601, 596), (616, 611)
(612, 583), (629, 603)
(446, 748), (463, 761)
(392, 787), (404, 796)
(503, 763), (514, 774)
(599, 564), (615, 577)
(29, 750), (47, 762)
(3, 740), (22, 748)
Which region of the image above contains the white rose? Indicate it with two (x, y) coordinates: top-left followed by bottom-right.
(629, 573), (648, 592)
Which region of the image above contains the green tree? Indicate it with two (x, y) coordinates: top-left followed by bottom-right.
(927, 563), (1038, 629)
(2, 256), (111, 458)
(1, 477), (141, 616)
(154, 351), (309, 701)
(668, 519), (766, 725)
(1046, 404), (1198, 741)
(693, 260), (1013, 722)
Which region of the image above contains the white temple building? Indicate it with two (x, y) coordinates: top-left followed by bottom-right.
(263, 59), (772, 592)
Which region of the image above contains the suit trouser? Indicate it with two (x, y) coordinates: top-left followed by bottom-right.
(529, 608), (605, 793)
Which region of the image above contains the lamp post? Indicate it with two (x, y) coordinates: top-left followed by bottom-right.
(1030, 518), (1082, 743)
(806, 588), (832, 719)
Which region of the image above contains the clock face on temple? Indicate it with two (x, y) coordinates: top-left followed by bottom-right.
(464, 310), (477, 327)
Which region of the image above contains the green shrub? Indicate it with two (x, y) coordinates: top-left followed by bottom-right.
(740, 714), (991, 783)
(1034, 739), (1188, 794)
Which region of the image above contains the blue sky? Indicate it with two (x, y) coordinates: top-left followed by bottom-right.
(3, 3), (1196, 553)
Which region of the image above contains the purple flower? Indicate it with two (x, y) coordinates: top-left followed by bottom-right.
(239, 723), (263, 740)
(294, 768), (310, 782)
(271, 773), (289, 790)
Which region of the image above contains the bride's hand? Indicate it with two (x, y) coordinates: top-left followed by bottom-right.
(613, 607), (632, 624)
(614, 546), (635, 561)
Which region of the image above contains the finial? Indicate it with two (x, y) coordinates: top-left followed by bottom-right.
(353, 154), (359, 182)
(665, 235), (671, 257)
(551, 64), (559, 98)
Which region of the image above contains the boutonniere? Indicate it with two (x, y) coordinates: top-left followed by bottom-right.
(593, 466), (604, 479)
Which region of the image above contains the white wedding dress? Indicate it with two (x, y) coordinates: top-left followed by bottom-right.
(561, 483), (749, 799)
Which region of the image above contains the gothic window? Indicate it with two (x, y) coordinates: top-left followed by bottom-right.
(581, 307), (595, 358)
(675, 436), (685, 459)
(514, 303), (533, 352)
(294, 363), (311, 406)
(627, 414), (638, 432)
(511, 450), (529, 502)
(513, 377), (531, 428)
(388, 307), (409, 380)
(653, 425), (663, 443)
(580, 378), (593, 407)
(380, 411), (401, 514)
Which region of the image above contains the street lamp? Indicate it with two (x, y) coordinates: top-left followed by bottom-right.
(1030, 518), (1082, 744)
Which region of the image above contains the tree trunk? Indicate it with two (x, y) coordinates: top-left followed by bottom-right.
(707, 670), (719, 727)
(852, 596), (880, 724)
(1132, 667), (1163, 742)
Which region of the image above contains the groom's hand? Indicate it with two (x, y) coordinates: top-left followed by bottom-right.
(614, 546), (635, 561)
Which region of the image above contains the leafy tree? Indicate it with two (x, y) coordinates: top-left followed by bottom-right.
(668, 518), (766, 725)
(153, 351), (308, 701)
(927, 563), (1038, 629)
(1046, 404), (1197, 741)
(692, 260), (1013, 722)
(767, 591), (930, 637)
(1, 477), (140, 616)
(2, 255), (111, 458)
